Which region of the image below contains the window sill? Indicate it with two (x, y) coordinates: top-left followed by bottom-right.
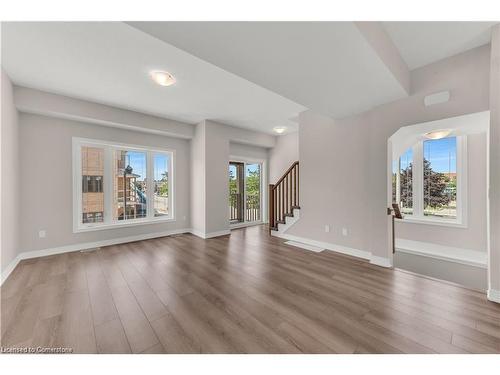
(395, 216), (467, 229)
(395, 238), (487, 268)
(74, 216), (175, 233)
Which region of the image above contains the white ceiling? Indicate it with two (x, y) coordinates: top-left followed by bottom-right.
(1, 22), (305, 134)
(383, 21), (498, 70)
(128, 22), (409, 120)
(2, 22), (498, 136)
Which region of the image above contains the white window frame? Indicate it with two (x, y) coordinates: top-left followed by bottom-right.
(395, 136), (467, 228)
(73, 137), (175, 233)
(228, 156), (267, 227)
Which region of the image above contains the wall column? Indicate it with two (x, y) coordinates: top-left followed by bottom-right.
(488, 24), (500, 303)
(190, 120), (230, 238)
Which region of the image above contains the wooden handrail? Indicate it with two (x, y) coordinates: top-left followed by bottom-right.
(269, 161), (299, 232)
(273, 161), (299, 187)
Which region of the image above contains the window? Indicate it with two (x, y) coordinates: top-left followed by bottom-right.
(73, 138), (174, 232)
(392, 148), (413, 216)
(114, 150), (147, 221)
(81, 146), (104, 224)
(153, 153), (170, 217)
(82, 176), (103, 193)
(393, 136), (466, 225)
(423, 137), (457, 219)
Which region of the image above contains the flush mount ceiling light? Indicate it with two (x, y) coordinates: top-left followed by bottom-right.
(273, 127), (287, 134)
(424, 129), (452, 140)
(150, 70), (176, 87)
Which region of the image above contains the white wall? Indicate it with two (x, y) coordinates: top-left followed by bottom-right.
(18, 113), (191, 253)
(190, 121), (206, 235)
(1, 69), (20, 274)
(489, 25), (500, 299)
(15, 86), (195, 139)
(287, 110), (371, 252)
(230, 142), (268, 160)
(396, 133), (488, 252)
(287, 45), (490, 265)
(204, 121), (231, 234)
(269, 132), (299, 183)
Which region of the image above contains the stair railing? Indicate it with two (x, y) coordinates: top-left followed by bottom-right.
(269, 161), (299, 232)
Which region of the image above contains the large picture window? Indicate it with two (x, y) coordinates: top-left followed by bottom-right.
(392, 136), (466, 225)
(73, 138), (174, 232)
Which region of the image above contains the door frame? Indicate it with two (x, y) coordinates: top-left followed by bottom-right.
(229, 161), (245, 223)
(229, 155), (267, 227)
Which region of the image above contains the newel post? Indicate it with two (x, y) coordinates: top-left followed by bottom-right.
(268, 184), (275, 233)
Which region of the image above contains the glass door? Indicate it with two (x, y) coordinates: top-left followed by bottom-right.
(229, 162), (244, 223)
(229, 161), (262, 224)
(245, 163), (261, 222)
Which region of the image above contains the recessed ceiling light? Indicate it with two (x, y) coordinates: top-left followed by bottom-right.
(424, 129), (452, 140)
(273, 127), (286, 134)
(150, 70), (176, 87)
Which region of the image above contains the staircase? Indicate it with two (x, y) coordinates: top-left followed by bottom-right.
(269, 161), (300, 233)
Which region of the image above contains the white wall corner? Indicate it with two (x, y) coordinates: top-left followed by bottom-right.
(369, 255), (393, 268)
(487, 289), (500, 304)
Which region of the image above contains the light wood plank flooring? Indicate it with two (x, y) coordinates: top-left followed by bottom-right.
(1, 225), (499, 353)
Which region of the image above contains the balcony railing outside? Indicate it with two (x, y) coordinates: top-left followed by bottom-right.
(229, 193), (242, 222)
(246, 192), (260, 222)
(229, 192), (261, 222)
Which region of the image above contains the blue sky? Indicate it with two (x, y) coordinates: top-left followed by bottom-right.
(154, 154), (168, 180)
(395, 137), (456, 173)
(423, 137), (456, 173)
(124, 152), (169, 181)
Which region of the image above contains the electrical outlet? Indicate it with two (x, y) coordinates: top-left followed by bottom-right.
(342, 227), (348, 236)
(39, 230), (46, 238)
(324, 225), (330, 233)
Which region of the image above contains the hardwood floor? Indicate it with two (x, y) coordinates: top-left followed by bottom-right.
(1, 225), (499, 353)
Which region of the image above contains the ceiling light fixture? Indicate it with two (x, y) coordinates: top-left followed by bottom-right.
(424, 129), (452, 140)
(273, 127), (286, 134)
(150, 70), (176, 87)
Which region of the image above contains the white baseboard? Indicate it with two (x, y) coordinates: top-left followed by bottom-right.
(204, 229), (231, 239)
(1, 227), (191, 286)
(189, 229), (231, 239)
(370, 255), (393, 268)
(272, 231), (394, 268)
(272, 231), (372, 261)
(487, 289), (500, 304)
(1, 255), (22, 286)
(284, 240), (324, 253)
